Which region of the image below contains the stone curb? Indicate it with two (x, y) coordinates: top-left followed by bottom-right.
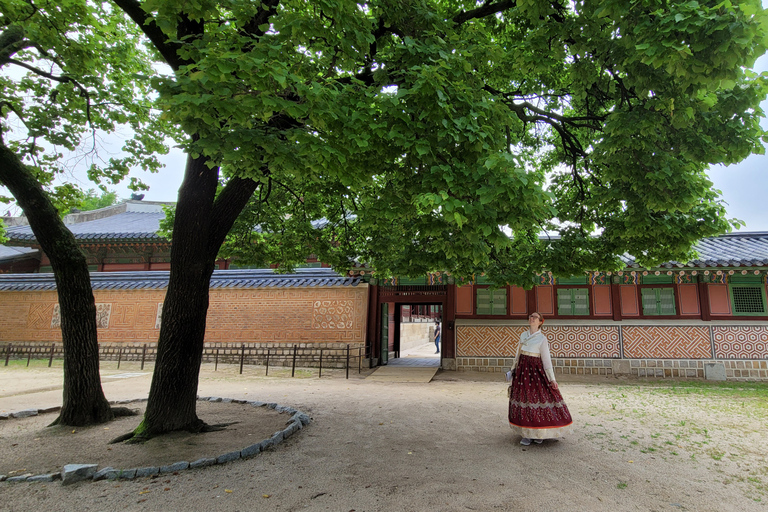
(0, 396), (312, 484)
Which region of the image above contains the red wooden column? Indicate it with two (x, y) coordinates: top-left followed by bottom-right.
(697, 280), (711, 321)
(366, 283), (379, 366)
(611, 282), (623, 321)
(526, 287), (537, 316)
(443, 283), (456, 359)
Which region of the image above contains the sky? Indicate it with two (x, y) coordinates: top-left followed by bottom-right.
(5, 13), (768, 233)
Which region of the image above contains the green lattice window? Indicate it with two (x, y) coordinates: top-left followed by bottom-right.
(641, 287), (676, 315)
(557, 288), (589, 316)
(730, 285), (767, 315)
(476, 287), (507, 315)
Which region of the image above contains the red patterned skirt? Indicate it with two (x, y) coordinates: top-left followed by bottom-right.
(508, 354), (573, 439)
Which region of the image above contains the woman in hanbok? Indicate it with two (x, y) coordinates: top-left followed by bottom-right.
(508, 312), (572, 445)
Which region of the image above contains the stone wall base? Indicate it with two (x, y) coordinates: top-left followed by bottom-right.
(455, 356), (768, 381)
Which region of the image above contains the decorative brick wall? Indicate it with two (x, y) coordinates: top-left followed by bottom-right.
(0, 286), (368, 346)
(455, 322), (768, 381)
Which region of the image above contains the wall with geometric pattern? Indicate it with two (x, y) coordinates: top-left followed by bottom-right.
(712, 326), (768, 359)
(622, 326), (712, 359)
(456, 323), (768, 360)
(0, 286), (368, 345)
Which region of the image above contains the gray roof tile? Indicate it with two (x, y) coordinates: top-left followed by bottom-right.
(6, 212), (166, 242)
(0, 268), (360, 291)
(0, 245), (39, 263)
(623, 232), (768, 268)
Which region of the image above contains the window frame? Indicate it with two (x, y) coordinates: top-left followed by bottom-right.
(474, 285), (509, 317)
(728, 283), (768, 316)
(637, 284), (678, 318)
(553, 285), (591, 317)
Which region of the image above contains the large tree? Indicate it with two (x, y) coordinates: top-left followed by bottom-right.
(113, 0), (767, 439)
(0, 0), (166, 425)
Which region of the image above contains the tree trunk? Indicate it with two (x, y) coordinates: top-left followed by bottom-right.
(136, 154), (258, 438)
(0, 142), (113, 426)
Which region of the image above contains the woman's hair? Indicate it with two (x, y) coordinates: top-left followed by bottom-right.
(531, 312), (544, 325)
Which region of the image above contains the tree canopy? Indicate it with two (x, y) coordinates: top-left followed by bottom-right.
(144, 0), (768, 287)
(0, 0), (168, 426)
(0, 0), (168, 211)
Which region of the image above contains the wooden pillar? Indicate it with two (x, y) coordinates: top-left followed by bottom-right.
(697, 281), (711, 321)
(366, 283), (379, 365)
(611, 282), (623, 321)
(443, 284), (456, 359)
(527, 286), (537, 315)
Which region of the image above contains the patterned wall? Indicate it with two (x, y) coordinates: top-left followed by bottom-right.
(621, 326), (712, 359)
(0, 287), (368, 345)
(456, 323), (768, 361)
(457, 325), (621, 358)
(456, 325), (526, 357)
(712, 326), (768, 359)
(544, 326), (621, 358)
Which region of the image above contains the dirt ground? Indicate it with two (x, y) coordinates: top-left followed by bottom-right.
(0, 355), (766, 512)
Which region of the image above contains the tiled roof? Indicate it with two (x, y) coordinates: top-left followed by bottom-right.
(6, 211), (166, 243)
(0, 268), (361, 291)
(622, 232), (768, 268)
(0, 245), (39, 263)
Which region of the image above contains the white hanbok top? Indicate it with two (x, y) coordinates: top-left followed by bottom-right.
(512, 329), (556, 383)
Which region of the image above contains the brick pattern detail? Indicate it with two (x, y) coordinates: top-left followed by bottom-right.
(51, 305), (60, 328)
(456, 325), (526, 357)
(623, 326), (711, 359)
(96, 304), (112, 328)
(712, 326), (768, 359)
(544, 326), (621, 358)
(51, 304), (110, 328)
(312, 300), (354, 329)
(155, 303), (163, 329)
(27, 303), (55, 329)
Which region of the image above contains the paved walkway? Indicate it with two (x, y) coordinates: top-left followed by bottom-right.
(386, 342), (441, 367)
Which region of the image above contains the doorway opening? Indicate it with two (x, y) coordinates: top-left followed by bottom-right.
(387, 304), (442, 368)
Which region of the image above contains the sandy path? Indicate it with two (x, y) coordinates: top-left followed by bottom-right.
(0, 362), (766, 512)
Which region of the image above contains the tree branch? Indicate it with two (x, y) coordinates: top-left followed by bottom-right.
(207, 176), (260, 257)
(239, 0), (281, 39)
(112, 0), (185, 70)
(453, 0), (516, 25)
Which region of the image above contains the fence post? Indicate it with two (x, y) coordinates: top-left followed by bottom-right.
(318, 349), (323, 378)
(346, 344), (350, 379)
(117, 348), (123, 369)
(215, 348), (219, 372)
(239, 344), (245, 374)
(48, 343), (55, 367)
(4, 343), (11, 366)
(358, 347), (362, 374)
(291, 345), (298, 377)
(265, 348), (270, 376)
(141, 344), (147, 370)
(27, 347), (32, 367)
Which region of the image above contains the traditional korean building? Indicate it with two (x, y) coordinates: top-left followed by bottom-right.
(0, 202), (766, 381)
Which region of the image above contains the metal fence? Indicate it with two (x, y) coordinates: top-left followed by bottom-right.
(1, 342), (365, 378)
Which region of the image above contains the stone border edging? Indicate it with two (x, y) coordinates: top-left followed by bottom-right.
(0, 396), (312, 485)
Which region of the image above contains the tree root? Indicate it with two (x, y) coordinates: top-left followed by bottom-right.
(109, 432), (136, 444)
(109, 420), (239, 443)
(111, 406), (140, 417)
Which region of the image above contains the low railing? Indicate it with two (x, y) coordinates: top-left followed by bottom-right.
(1, 342), (365, 378)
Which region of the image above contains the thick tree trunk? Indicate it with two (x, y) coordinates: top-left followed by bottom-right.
(136, 154), (257, 438)
(0, 142), (113, 426)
